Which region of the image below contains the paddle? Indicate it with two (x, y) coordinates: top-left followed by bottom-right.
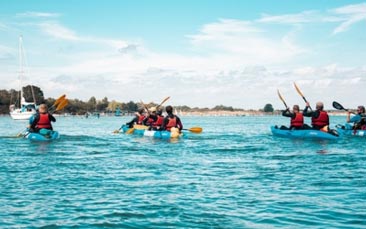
(294, 82), (312, 110)
(183, 127), (203, 134)
(277, 89), (288, 109)
(332, 101), (355, 114)
(156, 96), (170, 110)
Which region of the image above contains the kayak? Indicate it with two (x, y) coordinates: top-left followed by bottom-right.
(270, 126), (339, 140)
(336, 124), (366, 137)
(26, 130), (60, 142)
(121, 125), (182, 139)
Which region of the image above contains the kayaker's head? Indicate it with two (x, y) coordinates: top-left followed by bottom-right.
(293, 105), (300, 113)
(165, 105), (173, 115)
(157, 108), (163, 116)
(38, 104), (48, 114)
(149, 106), (157, 114)
(137, 108), (145, 115)
(357, 105), (365, 114)
(316, 102), (324, 111)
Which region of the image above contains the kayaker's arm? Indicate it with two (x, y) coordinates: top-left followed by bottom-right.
(281, 109), (295, 118)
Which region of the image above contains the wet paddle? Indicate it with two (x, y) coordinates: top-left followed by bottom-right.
(294, 82), (312, 110)
(277, 89), (288, 109)
(183, 127), (203, 134)
(332, 101), (355, 114)
(156, 96), (170, 110)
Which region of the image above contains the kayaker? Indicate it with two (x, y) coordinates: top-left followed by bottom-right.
(161, 105), (183, 131)
(153, 108), (164, 130)
(142, 107), (165, 130)
(280, 105), (304, 129)
(346, 105), (366, 130)
(303, 101), (329, 130)
(126, 108), (145, 128)
(29, 104), (56, 133)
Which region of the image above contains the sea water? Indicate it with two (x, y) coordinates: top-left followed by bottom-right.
(0, 115), (365, 228)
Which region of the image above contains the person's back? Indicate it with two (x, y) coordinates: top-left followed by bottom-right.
(126, 108), (145, 128)
(282, 105), (304, 129)
(303, 102), (329, 130)
(161, 105), (183, 131)
(30, 104), (56, 132)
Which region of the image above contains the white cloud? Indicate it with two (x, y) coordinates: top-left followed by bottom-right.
(16, 11), (60, 18)
(39, 22), (79, 41)
(188, 18), (306, 65)
(258, 11), (318, 24)
(331, 3), (366, 34)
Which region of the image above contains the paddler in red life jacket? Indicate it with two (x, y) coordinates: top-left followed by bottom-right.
(126, 108), (146, 128)
(161, 105), (183, 131)
(303, 101), (329, 130)
(29, 104), (56, 133)
(143, 107), (165, 130)
(280, 105), (304, 130)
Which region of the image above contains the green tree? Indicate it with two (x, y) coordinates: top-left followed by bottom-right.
(125, 101), (138, 112)
(22, 85), (44, 104)
(263, 103), (274, 112)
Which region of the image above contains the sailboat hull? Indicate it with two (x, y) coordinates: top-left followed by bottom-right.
(10, 109), (36, 120)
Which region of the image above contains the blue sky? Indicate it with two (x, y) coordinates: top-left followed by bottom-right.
(0, 0), (365, 109)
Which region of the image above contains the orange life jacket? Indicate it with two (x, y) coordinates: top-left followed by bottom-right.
(290, 113), (304, 127)
(153, 115), (164, 127)
(166, 116), (177, 131)
(36, 113), (52, 129)
(312, 111), (329, 128)
(137, 115), (145, 124)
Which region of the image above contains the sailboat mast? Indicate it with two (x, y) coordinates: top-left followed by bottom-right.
(19, 35), (23, 105)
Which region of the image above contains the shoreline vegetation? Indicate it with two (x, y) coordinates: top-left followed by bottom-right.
(0, 85), (350, 117)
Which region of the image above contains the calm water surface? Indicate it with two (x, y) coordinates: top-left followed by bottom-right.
(0, 115), (365, 228)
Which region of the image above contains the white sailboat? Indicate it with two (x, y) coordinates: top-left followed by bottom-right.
(9, 36), (37, 120)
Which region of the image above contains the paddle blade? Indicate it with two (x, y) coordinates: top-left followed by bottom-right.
(294, 82), (304, 98)
(54, 94), (66, 106)
(157, 96), (170, 108)
(134, 124), (149, 130)
(55, 99), (68, 112)
(189, 127), (202, 133)
(126, 128), (135, 134)
(277, 89), (288, 109)
(332, 101), (345, 110)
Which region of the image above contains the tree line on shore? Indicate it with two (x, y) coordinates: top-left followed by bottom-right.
(0, 85), (275, 115)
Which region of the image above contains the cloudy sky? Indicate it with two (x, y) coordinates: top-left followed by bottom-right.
(0, 0), (365, 109)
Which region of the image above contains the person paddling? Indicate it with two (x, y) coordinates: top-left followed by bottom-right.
(303, 101), (329, 130)
(280, 105), (304, 130)
(346, 105), (366, 130)
(161, 105), (183, 131)
(126, 108), (146, 128)
(143, 107), (164, 130)
(29, 104), (56, 133)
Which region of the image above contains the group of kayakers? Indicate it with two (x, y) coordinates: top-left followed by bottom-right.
(126, 105), (183, 131)
(281, 102), (366, 132)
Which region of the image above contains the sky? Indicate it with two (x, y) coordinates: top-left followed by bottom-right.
(0, 0), (365, 109)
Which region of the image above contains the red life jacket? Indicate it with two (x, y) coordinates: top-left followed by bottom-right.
(36, 113), (52, 129)
(152, 115), (164, 127)
(290, 113), (304, 127)
(312, 111), (329, 128)
(165, 116), (177, 131)
(137, 115), (145, 124)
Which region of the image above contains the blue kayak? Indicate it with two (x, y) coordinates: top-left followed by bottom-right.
(26, 131), (60, 142)
(271, 126), (339, 140)
(336, 124), (366, 137)
(121, 125), (182, 139)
